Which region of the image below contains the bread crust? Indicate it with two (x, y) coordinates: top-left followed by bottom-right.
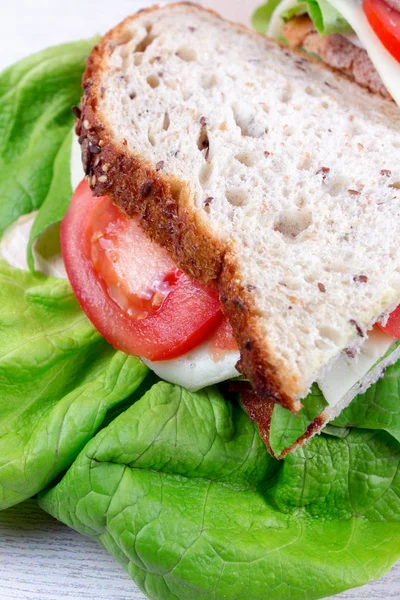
(76, 2), (393, 413)
(238, 382), (327, 459)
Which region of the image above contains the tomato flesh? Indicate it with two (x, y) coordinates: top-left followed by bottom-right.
(89, 196), (181, 320)
(378, 305), (400, 339)
(363, 0), (400, 62)
(208, 317), (239, 361)
(61, 181), (222, 361)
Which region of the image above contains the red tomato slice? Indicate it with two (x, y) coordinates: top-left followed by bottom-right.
(378, 305), (400, 339)
(363, 0), (400, 62)
(208, 317), (239, 361)
(61, 180), (222, 361)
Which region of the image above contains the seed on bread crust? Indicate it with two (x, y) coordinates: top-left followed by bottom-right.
(71, 105), (81, 118)
(89, 142), (102, 154)
(245, 338), (253, 351)
(140, 182), (152, 197)
(81, 138), (90, 174)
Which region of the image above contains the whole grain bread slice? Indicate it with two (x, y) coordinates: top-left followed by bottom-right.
(77, 2), (400, 412)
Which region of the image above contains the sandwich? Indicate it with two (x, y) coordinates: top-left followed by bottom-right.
(253, 0), (400, 103)
(64, 2), (400, 456)
(1, 3), (400, 599)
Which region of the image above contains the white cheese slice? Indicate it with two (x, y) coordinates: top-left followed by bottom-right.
(143, 346), (240, 392)
(318, 327), (396, 406)
(321, 339), (400, 424)
(268, 0), (400, 106)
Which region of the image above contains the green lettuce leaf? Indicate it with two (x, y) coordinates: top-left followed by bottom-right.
(253, 0), (352, 36)
(39, 381), (400, 600)
(26, 130), (73, 270)
(0, 39), (96, 260)
(252, 0), (283, 33)
(302, 0), (352, 34)
(281, 4), (308, 23)
(269, 383), (327, 456)
(334, 361), (400, 443)
(0, 260), (148, 509)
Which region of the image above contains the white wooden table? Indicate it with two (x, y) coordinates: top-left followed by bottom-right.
(1, 1), (399, 598)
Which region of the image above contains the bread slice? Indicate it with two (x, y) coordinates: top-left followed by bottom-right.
(77, 2), (400, 412)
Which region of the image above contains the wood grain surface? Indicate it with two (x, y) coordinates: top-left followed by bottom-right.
(0, 0), (399, 598)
